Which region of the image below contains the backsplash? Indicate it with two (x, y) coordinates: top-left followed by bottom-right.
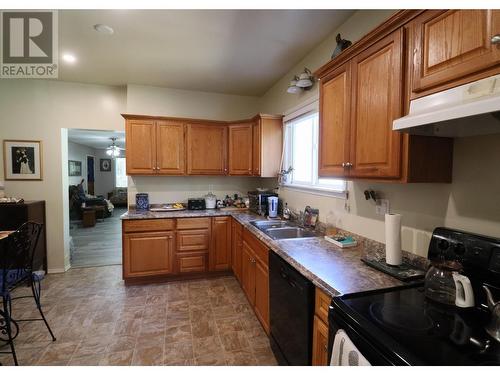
(127, 175), (277, 207)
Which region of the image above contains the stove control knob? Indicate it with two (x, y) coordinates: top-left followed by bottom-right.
(438, 239), (449, 250)
(453, 243), (466, 255)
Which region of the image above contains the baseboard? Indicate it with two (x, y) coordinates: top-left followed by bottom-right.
(47, 268), (66, 274)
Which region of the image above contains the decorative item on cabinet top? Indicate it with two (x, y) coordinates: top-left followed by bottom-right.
(331, 33), (352, 59)
(122, 113), (283, 177)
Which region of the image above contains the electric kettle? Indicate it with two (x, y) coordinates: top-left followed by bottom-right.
(483, 285), (500, 342)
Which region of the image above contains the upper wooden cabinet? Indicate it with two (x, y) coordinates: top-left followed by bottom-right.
(349, 30), (403, 179)
(157, 121), (186, 175)
(315, 10), (454, 183)
(125, 119), (157, 175)
(412, 10), (500, 96)
(124, 113), (282, 177)
(186, 123), (228, 175)
(125, 117), (185, 175)
(252, 115), (283, 177)
(228, 123), (253, 175)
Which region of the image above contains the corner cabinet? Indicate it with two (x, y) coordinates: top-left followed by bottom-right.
(411, 10), (500, 97)
(316, 11), (454, 183)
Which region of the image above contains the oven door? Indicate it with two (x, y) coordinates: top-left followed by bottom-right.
(328, 303), (399, 366)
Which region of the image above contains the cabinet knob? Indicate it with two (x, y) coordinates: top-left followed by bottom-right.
(346, 162), (353, 168)
(342, 162), (346, 168)
(491, 34), (500, 44)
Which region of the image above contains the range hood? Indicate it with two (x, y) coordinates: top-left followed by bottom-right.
(393, 74), (500, 137)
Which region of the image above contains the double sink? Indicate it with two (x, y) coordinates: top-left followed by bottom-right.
(250, 220), (320, 240)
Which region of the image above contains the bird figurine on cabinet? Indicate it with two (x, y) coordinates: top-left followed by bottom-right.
(331, 33), (352, 59)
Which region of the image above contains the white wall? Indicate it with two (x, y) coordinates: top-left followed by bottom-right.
(67, 141), (93, 189)
(0, 80), (126, 272)
(93, 148), (116, 198)
(260, 10), (500, 256)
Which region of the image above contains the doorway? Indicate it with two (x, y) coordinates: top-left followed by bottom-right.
(87, 155), (95, 195)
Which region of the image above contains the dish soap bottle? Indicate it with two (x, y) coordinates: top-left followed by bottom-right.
(283, 203), (291, 220)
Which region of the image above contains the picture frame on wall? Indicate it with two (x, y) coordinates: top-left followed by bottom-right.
(3, 140), (43, 181)
(68, 160), (82, 176)
(100, 158), (112, 172)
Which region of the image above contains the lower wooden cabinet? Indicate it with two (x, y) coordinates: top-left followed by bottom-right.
(231, 219), (243, 282)
(312, 315), (330, 366)
(240, 228), (270, 334)
(210, 217), (232, 271)
(312, 287), (331, 366)
(123, 231), (175, 278)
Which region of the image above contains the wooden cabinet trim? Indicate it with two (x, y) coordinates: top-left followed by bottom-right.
(123, 219), (175, 233)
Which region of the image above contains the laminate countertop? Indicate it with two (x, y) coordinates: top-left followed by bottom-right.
(121, 209), (406, 297)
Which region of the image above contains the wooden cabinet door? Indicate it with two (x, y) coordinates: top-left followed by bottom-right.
(186, 123), (227, 175)
(231, 220), (243, 283)
(123, 231), (174, 278)
(413, 10), (500, 93)
(318, 63), (351, 178)
(252, 121), (261, 176)
(349, 29), (403, 179)
(177, 229), (210, 252)
(157, 121), (185, 175)
(125, 119), (156, 175)
(210, 217), (231, 271)
(312, 316), (330, 366)
(254, 260), (270, 334)
(228, 123), (253, 175)
(241, 241), (256, 305)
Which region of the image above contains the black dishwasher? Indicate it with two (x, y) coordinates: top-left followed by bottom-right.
(269, 251), (315, 365)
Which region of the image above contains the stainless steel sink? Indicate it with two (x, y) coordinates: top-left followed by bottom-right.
(249, 219), (320, 240)
(265, 227), (318, 240)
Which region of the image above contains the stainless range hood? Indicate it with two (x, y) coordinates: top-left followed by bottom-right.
(393, 74), (500, 137)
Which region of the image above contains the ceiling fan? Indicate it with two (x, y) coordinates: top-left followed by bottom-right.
(106, 137), (124, 158)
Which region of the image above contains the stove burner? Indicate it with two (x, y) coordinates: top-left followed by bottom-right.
(370, 301), (434, 335)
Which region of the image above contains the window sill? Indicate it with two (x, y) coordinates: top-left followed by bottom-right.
(279, 184), (347, 199)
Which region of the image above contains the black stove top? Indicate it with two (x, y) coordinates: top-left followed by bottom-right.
(333, 284), (500, 365)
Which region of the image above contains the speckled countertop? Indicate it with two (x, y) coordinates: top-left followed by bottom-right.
(121, 209), (409, 297)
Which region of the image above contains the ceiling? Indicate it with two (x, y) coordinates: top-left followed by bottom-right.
(68, 129), (125, 150)
(59, 10), (354, 96)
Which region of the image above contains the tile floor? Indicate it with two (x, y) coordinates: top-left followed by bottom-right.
(0, 265), (277, 366)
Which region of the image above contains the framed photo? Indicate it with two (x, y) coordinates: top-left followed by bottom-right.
(68, 160), (82, 176)
(3, 140), (43, 181)
(100, 158), (112, 172)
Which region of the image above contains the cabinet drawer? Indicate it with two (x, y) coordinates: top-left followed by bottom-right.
(123, 219), (175, 233)
(176, 217), (211, 230)
(177, 252), (208, 273)
(243, 228), (269, 266)
(315, 287), (331, 324)
(177, 229), (210, 252)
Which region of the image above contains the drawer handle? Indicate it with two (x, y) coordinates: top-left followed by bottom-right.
(491, 34), (500, 44)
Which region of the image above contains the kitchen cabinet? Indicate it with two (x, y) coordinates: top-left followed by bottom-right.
(123, 231), (175, 278)
(228, 123), (253, 175)
(176, 218), (210, 274)
(312, 287), (331, 366)
(241, 228), (270, 334)
(125, 118), (157, 175)
(412, 10), (500, 97)
(125, 118), (185, 175)
(318, 64), (351, 176)
(231, 219), (243, 283)
(316, 13), (454, 183)
(210, 216), (232, 271)
(251, 115), (283, 177)
(157, 120), (186, 175)
(186, 123), (228, 175)
(349, 30), (403, 179)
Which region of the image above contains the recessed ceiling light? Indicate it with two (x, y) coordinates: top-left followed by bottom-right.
(93, 24), (114, 35)
(62, 53), (76, 63)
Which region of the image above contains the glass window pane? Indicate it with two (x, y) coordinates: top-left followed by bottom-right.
(292, 116), (314, 184)
(115, 158), (127, 188)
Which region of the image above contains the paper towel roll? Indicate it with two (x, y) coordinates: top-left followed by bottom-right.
(385, 213), (402, 266)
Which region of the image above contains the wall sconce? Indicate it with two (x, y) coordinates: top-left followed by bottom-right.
(286, 68), (314, 94)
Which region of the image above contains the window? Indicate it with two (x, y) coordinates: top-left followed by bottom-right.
(115, 158), (127, 188)
(283, 111), (346, 194)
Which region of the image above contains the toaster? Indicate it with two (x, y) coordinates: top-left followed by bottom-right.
(188, 198), (206, 210)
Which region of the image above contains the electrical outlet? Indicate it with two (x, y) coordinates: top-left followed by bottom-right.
(375, 199), (389, 215)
